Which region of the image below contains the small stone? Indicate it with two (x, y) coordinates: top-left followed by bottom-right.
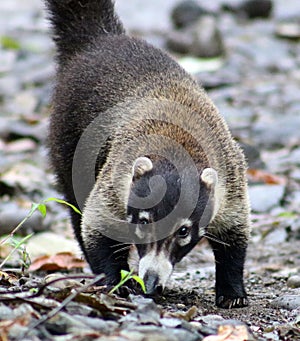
(271, 295), (300, 310)
(5, 138), (37, 153)
(240, 0), (273, 18)
(160, 317), (182, 328)
(0, 303), (14, 320)
(13, 90), (38, 115)
(239, 142), (265, 169)
(287, 275), (300, 289)
(248, 184), (285, 213)
(222, 0), (273, 19)
(71, 315), (118, 334)
(264, 227), (288, 245)
(275, 21), (300, 40)
(171, 0), (209, 29)
(176, 303), (186, 309)
(252, 114), (300, 148)
(167, 15), (225, 58)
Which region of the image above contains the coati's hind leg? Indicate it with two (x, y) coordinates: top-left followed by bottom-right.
(208, 228), (249, 309)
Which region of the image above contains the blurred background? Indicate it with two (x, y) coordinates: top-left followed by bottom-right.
(0, 0), (299, 283)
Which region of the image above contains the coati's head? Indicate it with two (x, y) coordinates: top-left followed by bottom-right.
(126, 156), (218, 295)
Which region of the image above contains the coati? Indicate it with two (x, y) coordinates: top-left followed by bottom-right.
(45, 0), (251, 308)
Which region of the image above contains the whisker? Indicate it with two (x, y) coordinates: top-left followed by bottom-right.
(103, 216), (129, 224)
(110, 242), (132, 249)
(112, 245), (131, 255)
(203, 233), (230, 246)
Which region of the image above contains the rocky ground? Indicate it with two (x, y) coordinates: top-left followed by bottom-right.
(0, 0), (300, 340)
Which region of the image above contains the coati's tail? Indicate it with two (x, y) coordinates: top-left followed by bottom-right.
(45, 0), (124, 64)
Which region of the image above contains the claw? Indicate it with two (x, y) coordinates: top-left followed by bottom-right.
(217, 295), (249, 309)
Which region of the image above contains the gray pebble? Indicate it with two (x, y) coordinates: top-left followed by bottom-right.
(264, 227), (288, 245)
(275, 21), (300, 40)
(271, 295), (300, 310)
(0, 303), (15, 320)
(252, 115), (300, 148)
(8, 324), (33, 341)
(196, 314), (224, 325)
(171, 0), (209, 29)
(287, 275), (300, 289)
(167, 15), (224, 58)
(248, 184), (285, 213)
(239, 142), (265, 169)
(120, 325), (199, 341)
(160, 317), (183, 328)
(45, 312), (94, 335)
(222, 0), (273, 19)
(71, 315), (118, 334)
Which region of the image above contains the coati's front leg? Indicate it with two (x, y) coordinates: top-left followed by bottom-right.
(84, 233), (130, 286)
(208, 229), (248, 309)
(84, 235), (143, 296)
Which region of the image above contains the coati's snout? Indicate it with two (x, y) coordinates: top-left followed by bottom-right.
(143, 271), (163, 296)
(138, 248), (173, 295)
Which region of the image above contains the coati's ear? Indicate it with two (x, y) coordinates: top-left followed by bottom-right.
(199, 168), (220, 225)
(200, 168), (218, 188)
(132, 157), (153, 179)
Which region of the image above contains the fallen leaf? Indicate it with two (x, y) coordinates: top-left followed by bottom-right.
(247, 169), (286, 185)
(203, 324), (252, 341)
(0, 270), (19, 286)
(75, 292), (135, 316)
(29, 252), (86, 271)
(166, 305), (198, 322)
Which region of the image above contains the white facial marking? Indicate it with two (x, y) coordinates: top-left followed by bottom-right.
(177, 233), (192, 246)
(198, 226), (206, 238)
(138, 248), (173, 289)
(126, 214), (133, 222)
(135, 226), (145, 239)
(139, 211), (150, 221)
(178, 218), (192, 228)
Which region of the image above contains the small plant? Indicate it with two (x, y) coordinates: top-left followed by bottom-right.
(109, 269), (146, 295)
(0, 35), (21, 50)
(0, 234), (33, 272)
(0, 197), (81, 269)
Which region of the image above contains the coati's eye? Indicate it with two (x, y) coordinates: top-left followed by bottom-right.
(177, 226), (190, 238)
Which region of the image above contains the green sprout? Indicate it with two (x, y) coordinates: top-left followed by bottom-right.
(1, 36), (21, 50)
(0, 197), (81, 269)
(109, 269), (146, 295)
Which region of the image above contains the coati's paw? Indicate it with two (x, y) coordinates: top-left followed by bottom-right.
(216, 295), (249, 309)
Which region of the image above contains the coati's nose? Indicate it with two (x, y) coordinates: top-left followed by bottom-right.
(144, 270), (163, 296)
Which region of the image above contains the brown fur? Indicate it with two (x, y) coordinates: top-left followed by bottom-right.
(46, 0), (251, 308)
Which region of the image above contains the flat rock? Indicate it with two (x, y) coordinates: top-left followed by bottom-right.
(252, 115), (300, 148)
(264, 227), (288, 244)
(26, 232), (80, 258)
(166, 15), (224, 58)
(275, 21), (300, 40)
(248, 184), (285, 212)
(171, 0), (210, 29)
(271, 295), (300, 310)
